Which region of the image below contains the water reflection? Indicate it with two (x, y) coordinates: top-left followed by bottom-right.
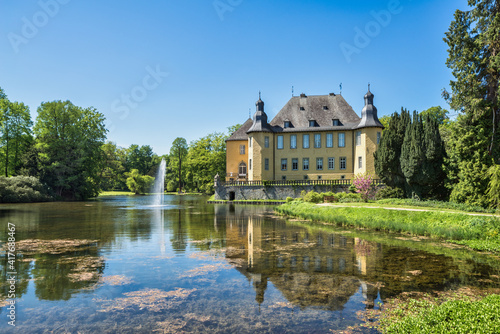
(0, 196), (499, 333)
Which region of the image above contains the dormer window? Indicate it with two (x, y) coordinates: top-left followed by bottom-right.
(333, 119), (342, 126)
(284, 121), (291, 128)
(309, 120), (316, 127)
(323, 106), (328, 110)
(300, 107), (305, 111)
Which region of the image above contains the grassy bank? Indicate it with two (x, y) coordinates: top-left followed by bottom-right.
(378, 292), (500, 333)
(275, 201), (500, 253)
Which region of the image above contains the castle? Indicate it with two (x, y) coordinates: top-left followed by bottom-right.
(226, 88), (384, 182)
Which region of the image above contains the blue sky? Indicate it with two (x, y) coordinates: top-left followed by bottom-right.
(1, 0), (469, 155)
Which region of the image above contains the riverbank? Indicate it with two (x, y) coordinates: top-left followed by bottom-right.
(98, 191), (204, 197)
(276, 201), (500, 332)
(275, 201), (500, 253)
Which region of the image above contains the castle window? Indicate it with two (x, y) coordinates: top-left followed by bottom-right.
(338, 133), (345, 147)
(292, 158), (298, 170)
(239, 145), (245, 155)
(377, 132), (381, 145)
(304, 175), (308, 180)
(303, 158), (309, 170)
(265, 136), (269, 148)
(333, 119), (342, 126)
(290, 135), (297, 149)
(340, 157), (346, 170)
(316, 158), (323, 170)
(277, 135), (284, 149)
(249, 159), (252, 170)
(281, 158), (287, 171)
(249, 137), (252, 147)
(328, 157), (335, 170)
(303, 134), (310, 148)
(326, 133), (333, 148)
(300, 106), (305, 110)
(314, 134), (321, 148)
(309, 120), (316, 127)
(317, 175), (322, 180)
(323, 106), (328, 110)
(265, 158), (269, 171)
(238, 162), (247, 177)
(284, 121), (291, 128)
(282, 176), (287, 180)
(356, 131), (361, 146)
(358, 156), (362, 169)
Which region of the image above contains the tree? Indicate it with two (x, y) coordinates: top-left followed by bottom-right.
(374, 108), (411, 194)
(400, 111), (425, 197)
(125, 169), (154, 194)
(125, 144), (156, 176)
(420, 106), (450, 125)
(352, 173), (376, 202)
(443, 0), (500, 205)
(100, 141), (126, 190)
(486, 164), (500, 208)
(169, 138), (188, 193)
(0, 100), (33, 176)
(34, 100), (107, 200)
(227, 123), (242, 135)
(185, 132), (226, 193)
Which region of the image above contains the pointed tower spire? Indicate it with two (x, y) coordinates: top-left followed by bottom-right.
(357, 86), (383, 129)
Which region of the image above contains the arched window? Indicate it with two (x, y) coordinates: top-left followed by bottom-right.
(238, 162), (247, 177)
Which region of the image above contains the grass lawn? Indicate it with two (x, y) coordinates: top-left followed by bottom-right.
(276, 201), (500, 253)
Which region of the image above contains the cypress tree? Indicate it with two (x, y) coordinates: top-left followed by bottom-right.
(374, 108), (411, 195)
(400, 111), (425, 198)
(422, 114), (448, 199)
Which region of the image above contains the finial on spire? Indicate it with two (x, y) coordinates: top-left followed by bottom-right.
(249, 108), (251, 119)
(340, 83), (342, 95)
(259, 91), (261, 100)
(292, 86), (294, 97)
(368, 82), (371, 91)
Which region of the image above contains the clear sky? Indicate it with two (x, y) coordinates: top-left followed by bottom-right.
(0, 0), (469, 155)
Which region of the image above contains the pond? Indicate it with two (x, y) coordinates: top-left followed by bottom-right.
(1, 195), (499, 333)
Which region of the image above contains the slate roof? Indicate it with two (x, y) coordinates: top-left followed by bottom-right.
(226, 118), (253, 141)
(269, 94), (362, 132)
(356, 90), (384, 129)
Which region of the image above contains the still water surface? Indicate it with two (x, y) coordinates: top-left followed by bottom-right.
(1, 195), (499, 333)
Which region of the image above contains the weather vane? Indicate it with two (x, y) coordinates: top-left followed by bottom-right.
(339, 83), (342, 95)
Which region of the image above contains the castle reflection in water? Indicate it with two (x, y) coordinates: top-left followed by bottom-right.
(215, 204), (383, 311)
(213, 204), (494, 312)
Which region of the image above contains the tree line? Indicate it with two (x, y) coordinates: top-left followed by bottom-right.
(0, 87), (238, 200)
(375, 0), (500, 208)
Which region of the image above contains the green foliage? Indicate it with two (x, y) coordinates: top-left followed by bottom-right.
(34, 100), (107, 200)
(420, 106), (449, 125)
(100, 141), (126, 190)
(0, 176), (52, 203)
(302, 190), (323, 203)
(376, 186), (404, 200)
(376, 198), (496, 214)
(374, 108), (411, 194)
(0, 98), (33, 177)
(125, 169), (154, 194)
(382, 294), (500, 334)
(286, 196), (294, 203)
(185, 132), (226, 194)
(168, 137), (188, 193)
(443, 0), (500, 206)
(486, 164), (500, 209)
(275, 201), (500, 252)
(125, 144), (156, 176)
(376, 108), (447, 200)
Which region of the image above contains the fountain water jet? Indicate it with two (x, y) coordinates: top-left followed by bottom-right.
(152, 158), (166, 206)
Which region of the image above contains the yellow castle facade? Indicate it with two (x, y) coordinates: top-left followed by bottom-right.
(226, 89), (384, 181)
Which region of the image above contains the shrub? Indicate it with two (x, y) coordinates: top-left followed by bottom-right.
(303, 191), (323, 203)
(286, 197), (294, 203)
(0, 176), (53, 203)
(376, 186), (404, 200)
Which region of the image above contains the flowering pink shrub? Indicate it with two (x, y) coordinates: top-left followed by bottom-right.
(352, 173), (376, 202)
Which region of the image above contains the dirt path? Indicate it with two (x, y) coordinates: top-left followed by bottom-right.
(317, 203), (500, 217)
